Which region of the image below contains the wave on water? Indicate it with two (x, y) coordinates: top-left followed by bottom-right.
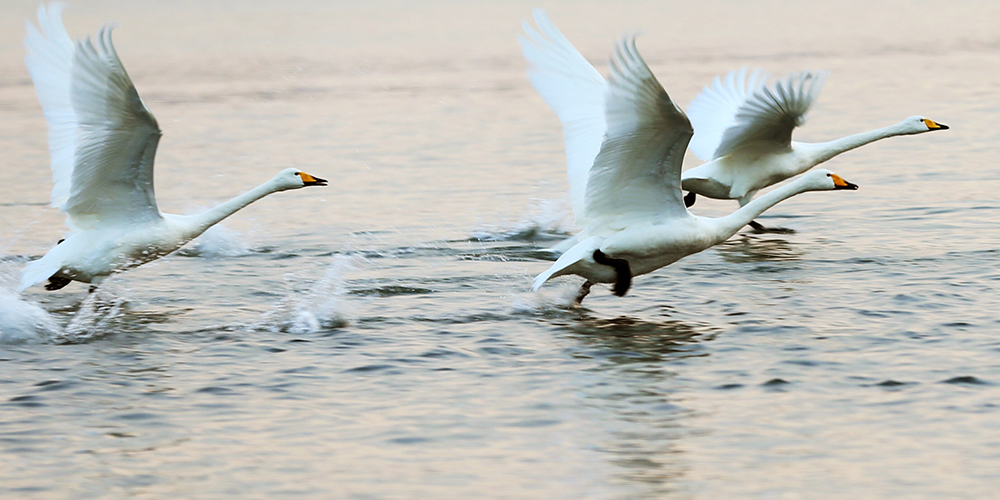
(248, 255), (354, 334)
(470, 198), (574, 242)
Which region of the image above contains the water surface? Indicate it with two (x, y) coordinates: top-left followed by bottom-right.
(1, 1), (998, 498)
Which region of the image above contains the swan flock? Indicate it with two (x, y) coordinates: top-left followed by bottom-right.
(520, 9), (945, 302)
(14, 4), (948, 307)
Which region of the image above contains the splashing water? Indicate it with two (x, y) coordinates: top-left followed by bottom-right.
(511, 282), (589, 315)
(0, 288), (61, 343)
(0, 260), (60, 343)
(56, 289), (128, 344)
(183, 224), (253, 258)
(470, 197), (573, 242)
(249, 255), (354, 334)
(0, 260), (136, 343)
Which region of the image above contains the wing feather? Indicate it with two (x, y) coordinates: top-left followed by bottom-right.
(25, 4), (163, 230)
(518, 9), (607, 226)
(24, 3), (75, 210)
(584, 37), (692, 233)
(687, 68), (828, 161)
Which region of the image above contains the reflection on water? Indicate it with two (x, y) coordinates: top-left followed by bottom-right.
(560, 314), (712, 364)
(550, 313), (717, 495)
(0, 0), (998, 498)
(713, 234), (804, 264)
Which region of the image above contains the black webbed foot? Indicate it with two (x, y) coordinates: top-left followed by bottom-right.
(684, 191), (696, 208)
(592, 249), (632, 297)
(45, 276), (72, 291)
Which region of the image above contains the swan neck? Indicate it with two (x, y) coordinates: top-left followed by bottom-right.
(713, 180), (810, 239)
(187, 181), (281, 237)
(805, 123), (903, 164)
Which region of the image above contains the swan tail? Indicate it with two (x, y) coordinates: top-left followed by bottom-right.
(18, 257), (61, 293)
(533, 236), (602, 291)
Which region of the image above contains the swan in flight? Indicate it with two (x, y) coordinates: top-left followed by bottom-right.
(522, 16), (858, 303)
(518, 9), (946, 235)
(681, 68), (947, 230)
(18, 4), (327, 293)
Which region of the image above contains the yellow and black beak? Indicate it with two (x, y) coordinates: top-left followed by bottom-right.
(298, 172), (328, 186)
(923, 118), (949, 130)
(830, 173), (859, 191)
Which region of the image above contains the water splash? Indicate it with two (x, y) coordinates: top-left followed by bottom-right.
(511, 282), (588, 314)
(0, 288), (61, 343)
(0, 260), (60, 343)
(0, 260), (133, 343)
(56, 289), (128, 344)
(471, 197), (573, 242)
(249, 255), (354, 333)
(181, 224), (253, 258)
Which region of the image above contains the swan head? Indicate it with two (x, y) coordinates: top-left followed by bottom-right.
(801, 169), (859, 191)
(273, 168), (328, 191)
(900, 115), (949, 135)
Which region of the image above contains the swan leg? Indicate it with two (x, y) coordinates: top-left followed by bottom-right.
(592, 250), (632, 297)
(573, 281), (593, 306)
(684, 191), (696, 208)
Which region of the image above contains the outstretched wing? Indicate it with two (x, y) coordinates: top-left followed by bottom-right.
(584, 37), (692, 233)
(518, 8), (607, 226)
(25, 4), (162, 230)
(687, 67), (828, 162)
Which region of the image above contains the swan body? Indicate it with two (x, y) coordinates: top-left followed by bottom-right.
(18, 5), (327, 292)
(518, 9), (945, 238)
(522, 12), (858, 301)
(534, 169), (857, 296)
(682, 68), (948, 207)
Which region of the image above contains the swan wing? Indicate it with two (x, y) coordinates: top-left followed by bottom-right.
(25, 4), (162, 230)
(518, 9), (607, 226)
(584, 37), (692, 233)
(687, 68), (828, 161)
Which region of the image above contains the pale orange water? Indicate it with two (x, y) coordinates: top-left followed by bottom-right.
(0, 1), (998, 498)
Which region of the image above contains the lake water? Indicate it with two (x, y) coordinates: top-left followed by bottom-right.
(1, 1), (998, 498)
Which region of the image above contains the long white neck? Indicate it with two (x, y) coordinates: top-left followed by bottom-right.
(796, 121), (908, 165)
(179, 180), (283, 239)
(709, 177), (816, 242)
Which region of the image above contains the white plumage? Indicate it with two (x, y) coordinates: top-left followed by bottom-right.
(681, 68), (948, 216)
(686, 68), (828, 163)
(523, 13), (859, 303)
(519, 9), (947, 237)
(19, 4), (327, 293)
(518, 9), (606, 228)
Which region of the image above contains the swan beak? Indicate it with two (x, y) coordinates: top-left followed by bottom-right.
(299, 172), (328, 186)
(830, 174), (859, 191)
(923, 118), (949, 130)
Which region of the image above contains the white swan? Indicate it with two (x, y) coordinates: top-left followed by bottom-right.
(18, 4), (327, 293)
(524, 27), (858, 303)
(681, 68), (948, 230)
(518, 9), (946, 236)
